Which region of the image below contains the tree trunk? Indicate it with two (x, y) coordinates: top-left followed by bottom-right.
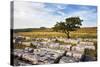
(67, 31), (70, 39)
(64, 30), (70, 39)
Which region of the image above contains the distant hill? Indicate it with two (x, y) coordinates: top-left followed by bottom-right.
(13, 28), (52, 33)
(13, 27), (97, 33)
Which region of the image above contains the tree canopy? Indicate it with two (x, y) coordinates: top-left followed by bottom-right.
(52, 16), (83, 38)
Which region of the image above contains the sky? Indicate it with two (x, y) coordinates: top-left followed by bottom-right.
(13, 1), (97, 29)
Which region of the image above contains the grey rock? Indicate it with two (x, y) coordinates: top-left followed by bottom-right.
(59, 56), (76, 63)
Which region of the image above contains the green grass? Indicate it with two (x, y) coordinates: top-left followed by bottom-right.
(84, 49), (97, 58)
(14, 43), (37, 49)
(14, 44), (28, 49)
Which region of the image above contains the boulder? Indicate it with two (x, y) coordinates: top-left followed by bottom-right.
(59, 56), (76, 63)
(22, 54), (38, 64)
(66, 51), (72, 57)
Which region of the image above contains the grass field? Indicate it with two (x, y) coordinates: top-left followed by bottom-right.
(14, 27), (97, 38)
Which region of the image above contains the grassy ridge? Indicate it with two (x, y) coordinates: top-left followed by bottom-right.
(14, 27), (97, 38)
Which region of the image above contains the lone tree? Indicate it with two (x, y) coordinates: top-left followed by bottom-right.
(52, 16), (83, 38)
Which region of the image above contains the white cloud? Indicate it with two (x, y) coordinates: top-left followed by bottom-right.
(14, 1), (64, 29)
(13, 1), (97, 29)
(56, 5), (66, 10)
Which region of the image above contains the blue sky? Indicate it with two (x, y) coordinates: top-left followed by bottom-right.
(14, 1), (97, 29)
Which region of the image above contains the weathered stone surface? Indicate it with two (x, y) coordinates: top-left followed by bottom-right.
(79, 42), (94, 46)
(14, 49), (24, 57)
(13, 36), (97, 65)
(60, 45), (71, 51)
(85, 45), (95, 50)
(22, 54), (38, 64)
(66, 51), (83, 59)
(72, 51), (83, 59)
(66, 51), (72, 57)
(49, 43), (60, 48)
(59, 56), (76, 63)
(38, 57), (48, 62)
(24, 47), (34, 53)
(71, 46), (84, 52)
